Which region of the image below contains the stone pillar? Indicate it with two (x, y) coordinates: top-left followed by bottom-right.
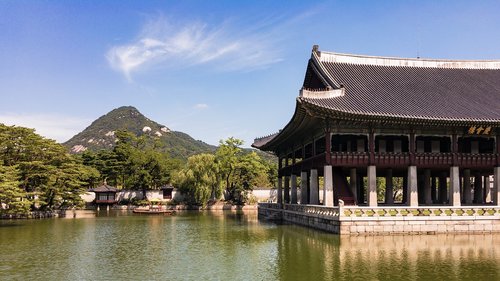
(407, 166), (418, 207)
(424, 169), (432, 205)
(367, 166), (377, 207)
(290, 174), (298, 204)
(484, 176), (492, 203)
(349, 168), (357, 204)
(494, 167), (500, 206)
(323, 165), (334, 207)
(309, 169), (319, 205)
(284, 176), (290, 204)
(300, 171), (308, 204)
(438, 173), (448, 204)
(449, 166), (461, 206)
(473, 174), (483, 204)
(463, 169), (472, 204)
(385, 169), (394, 204)
(277, 177), (283, 204)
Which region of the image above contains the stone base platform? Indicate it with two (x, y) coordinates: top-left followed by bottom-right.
(258, 203), (500, 235)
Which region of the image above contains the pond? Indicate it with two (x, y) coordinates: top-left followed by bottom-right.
(0, 210), (499, 280)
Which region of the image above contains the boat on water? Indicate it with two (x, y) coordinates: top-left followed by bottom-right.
(133, 207), (176, 215)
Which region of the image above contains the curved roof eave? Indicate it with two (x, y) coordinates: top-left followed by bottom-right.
(300, 98), (500, 126)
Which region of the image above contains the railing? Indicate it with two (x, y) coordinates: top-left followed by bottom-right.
(457, 153), (497, 167)
(258, 203), (282, 210)
(331, 152), (369, 166)
(259, 203), (500, 220)
(340, 206), (500, 219)
(284, 204), (340, 217)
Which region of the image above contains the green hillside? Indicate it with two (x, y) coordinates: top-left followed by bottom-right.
(63, 106), (216, 159)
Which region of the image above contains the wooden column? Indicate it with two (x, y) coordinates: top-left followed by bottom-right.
(451, 133), (458, 166)
(368, 129), (375, 165)
(497, 134), (500, 166)
(409, 131), (416, 165)
(325, 125), (332, 165)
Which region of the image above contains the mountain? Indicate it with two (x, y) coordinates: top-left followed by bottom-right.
(63, 106), (216, 159)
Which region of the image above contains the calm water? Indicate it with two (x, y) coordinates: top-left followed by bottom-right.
(1, 211), (499, 281)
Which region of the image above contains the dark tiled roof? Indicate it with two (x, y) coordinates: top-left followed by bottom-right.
(92, 184), (117, 193)
(252, 49), (500, 150)
(304, 60), (500, 122)
(253, 133), (279, 148)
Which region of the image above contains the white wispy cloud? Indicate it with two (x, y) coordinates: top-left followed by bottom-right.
(194, 103), (209, 109)
(106, 15), (285, 80)
(0, 113), (92, 143)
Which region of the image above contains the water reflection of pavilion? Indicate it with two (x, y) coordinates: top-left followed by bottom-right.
(276, 225), (500, 280)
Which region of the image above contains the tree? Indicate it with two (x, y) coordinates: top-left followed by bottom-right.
(0, 124), (98, 212)
(0, 165), (30, 215)
(174, 153), (220, 206)
(215, 137), (243, 200)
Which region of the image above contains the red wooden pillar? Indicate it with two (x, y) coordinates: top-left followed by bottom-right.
(409, 131), (416, 165)
(497, 133), (500, 166)
(452, 133), (458, 166)
(325, 127), (332, 165)
(368, 128), (375, 165)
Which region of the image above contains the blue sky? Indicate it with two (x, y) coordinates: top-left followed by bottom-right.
(1, 0), (500, 147)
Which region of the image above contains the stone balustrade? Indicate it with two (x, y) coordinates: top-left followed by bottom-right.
(340, 206), (500, 220)
(284, 204), (340, 218)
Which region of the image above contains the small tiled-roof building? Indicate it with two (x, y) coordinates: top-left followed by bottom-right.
(253, 45), (500, 208)
(91, 183), (118, 204)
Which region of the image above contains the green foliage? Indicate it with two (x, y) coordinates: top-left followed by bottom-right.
(0, 123), (98, 213)
(173, 137), (275, 206)
(174, 153), (220, 206)
(0, 165), (30, 215)
(81, 130), (181, 196)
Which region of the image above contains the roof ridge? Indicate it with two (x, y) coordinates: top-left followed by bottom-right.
(313, 47), (500, 69)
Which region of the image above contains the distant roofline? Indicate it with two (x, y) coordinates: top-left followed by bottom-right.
(314, 47), (500, 69)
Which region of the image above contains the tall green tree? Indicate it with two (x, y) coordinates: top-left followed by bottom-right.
(174, 153), (220, 206)
(0, 165), (30, 215)
(0, 124), (98, 212)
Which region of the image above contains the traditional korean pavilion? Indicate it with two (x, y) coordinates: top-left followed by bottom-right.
(91, 183), (118, 205)
(253, 45), (500, 210)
